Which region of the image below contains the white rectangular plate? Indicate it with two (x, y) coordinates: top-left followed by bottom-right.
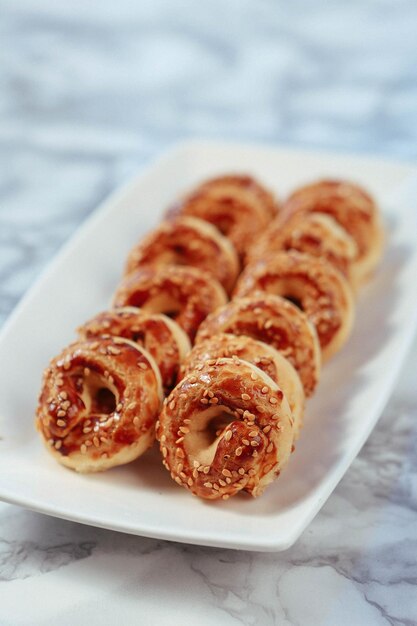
(1, 140), (417, 552)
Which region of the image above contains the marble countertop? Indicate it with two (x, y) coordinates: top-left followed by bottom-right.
(1, 1), (417, 624)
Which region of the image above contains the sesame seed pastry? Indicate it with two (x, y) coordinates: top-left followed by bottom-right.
(124, 216), (239, 294)
(78, 307), (191, 395)
(234, 250), (354, 362)
(195, 174), (279, 220)
(113, 265), (228, 342)
(196, 294), (320, 397)
(179, 333), (304, 437)
(36, 337), (163, 472)
(248, 212), (358, 284)
(166, 174), (277, 261)
(157, 358), (295, 500)
(282, 179), (384, 287)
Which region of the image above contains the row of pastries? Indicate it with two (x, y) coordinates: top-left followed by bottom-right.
(36, 174), (384, 499)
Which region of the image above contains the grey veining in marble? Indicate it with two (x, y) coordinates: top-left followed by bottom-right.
(1, 1), (417, 624)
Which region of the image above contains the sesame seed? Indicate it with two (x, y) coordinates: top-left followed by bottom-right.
(219, 479), (226, 487)
(169, 400), (176, 410)
(267, 442), (274, 453)
(200, 398), (209, 404)
(80, 444), (87, 455)
(224, 430), (232, 442)
(269, 397), (278, 404)
(222, 469), (232, 478)
(57, 410), (66, 418)
(235, 447), (243, 456)
(84, 368), (91, 376)
(175, 436), (184, 444)
(263, 425), (271, 434)
(203, 466), (210, 474)
(176, 448), (185, 458)
(177, 463), (184, 473)
(249, 430), (258, 437)
(261, 386), (269, 394)
(193, 460), (199, 468)
(175, 476), (182, 485)
(250, 440), (258, 447)
(162, 446), (168, 457)
(116, 403), (123, 412)
(160, 434), (166, 443)
(93, 436), (100, 447)
(54, 440), (62, 450)
(60, 391), (68, 400)
(242, 439), (250, 446)
(204, 482), (213, 488)
(213, 483), (220, 490)
(250, 372), (257, 381)
(133, 417), (140, 427)
(187, 478), (193, 487)
(238, 468), (245, 475)
(210, 397), (219, 404)
(56, 419), (66, 427)
(179, 426), (189, 434)
(189, 376), (197, 383)
(241, 393), (250, 401)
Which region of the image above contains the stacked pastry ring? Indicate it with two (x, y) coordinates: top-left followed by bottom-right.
(36, 172), (383, 502)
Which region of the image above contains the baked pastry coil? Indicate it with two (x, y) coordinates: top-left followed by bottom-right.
(180, 333), (304, 437)
(124, 216), (239, 294)
(157, 358), (295, 500)
(194, 174), (279, 220)
(196, 294), (320, 397)
(166, 176), (273, 261)
(78, 307), (191, 395)
(234, 251), (354, 362)
(282, 179), (384, 286)
(113, 265), (228, 342)
(36, 337), (163, 472)
(248, 212), (357, 282)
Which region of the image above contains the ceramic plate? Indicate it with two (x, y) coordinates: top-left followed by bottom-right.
(1, 140), (417, 551)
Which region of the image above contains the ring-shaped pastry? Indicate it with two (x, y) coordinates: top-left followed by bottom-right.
(36, 337), (163, 472)
(234, 251), (354, 362)
(78, 307), (191, 395)
(167, 177), (271, 261)
(248, 212), (357, 282)
(113, 265), (228, 342)
(196, 294), (320, 397)
(157, 358), (295, 500)
(124, 216), (239, 294)
(180, 333), (305, 437)
(195, 174), (279, 220)
(282, 179), (384, 286)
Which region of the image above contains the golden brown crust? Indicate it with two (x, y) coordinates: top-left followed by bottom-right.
(124, 216), (239, 294)
(113, 265), (228, 342)
(157, 358), (295, 500)
(196, 294), (320, 396)
(197, 174), (279, 220)
(248, 212), (358, 282)
(180, 333), (305, 437)
(234, 251), (354, 362)
(78, 307), (191, 395)
(166, 174), (277, 260)
(282, 179), (384, 285)
(36, 337), (163, 472)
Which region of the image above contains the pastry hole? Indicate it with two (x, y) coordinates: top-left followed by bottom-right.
(185, 406), (235, 466)
(91, 388), (116, 415)
(283, 295), (303, 310)
(131, 331), (145, 344)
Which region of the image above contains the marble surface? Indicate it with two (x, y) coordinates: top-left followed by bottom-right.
(1, 1), (417, 624)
